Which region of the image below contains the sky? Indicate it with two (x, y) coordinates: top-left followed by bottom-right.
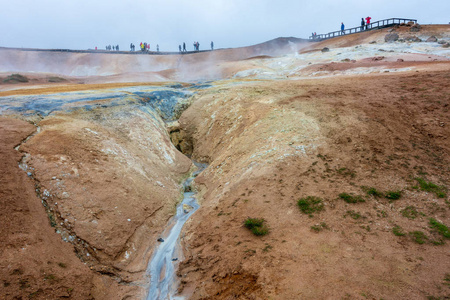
(1, 0), (449, 52)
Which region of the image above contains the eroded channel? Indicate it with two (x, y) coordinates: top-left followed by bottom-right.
(2, 84), (209, 299)
(146, 162), (206, 300)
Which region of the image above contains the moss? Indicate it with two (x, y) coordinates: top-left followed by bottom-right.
(47, 76), (67, 83)
(429, 218), (450, 239)
(409, 231), (427, 244)
(3, 73), (29, 83)
(393, 225), (406, 236)
(415, 177), (447, 198)
(297, 196), (324, 216)
(339, 193), (365, 203)
(244, 218), (269, 236)
(385, 190), (402, 200)
(345, 210), (362, 220)
(311, 222), (329, 232)
(364, 187), (383, 197)
(401, 206), (419, 219)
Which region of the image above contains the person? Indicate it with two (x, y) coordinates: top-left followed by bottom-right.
(183, 42), (186, 52)
(211, 41), (214, 50)
(116, 45), (119, 51)
(130, 43), (133, 51)
(365, 16), (372, 30)
(361, 18), (365, 31)
(197, 42), (200, 50)
(157, 44), (159, 52)
(341, 22), (345, 35)
(112, 45), (115, 51)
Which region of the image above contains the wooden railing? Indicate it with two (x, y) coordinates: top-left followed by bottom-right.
(309, 18), (417, 40)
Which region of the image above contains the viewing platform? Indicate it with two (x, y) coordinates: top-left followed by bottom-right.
(310, 18), (418, 41)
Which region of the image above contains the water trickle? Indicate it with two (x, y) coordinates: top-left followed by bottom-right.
(146, 162), (206, 300)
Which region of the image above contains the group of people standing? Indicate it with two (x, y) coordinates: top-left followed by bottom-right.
(340, 16), (372, 35)
(102, 40), (215, 53)
(129, 43), (160, 52)
(312, 16), (373, 38)
(105, 45), (119, 51)
(361, 16), (372, 30)
(178, 41), (214, 52)
(193, 41), (200, 51)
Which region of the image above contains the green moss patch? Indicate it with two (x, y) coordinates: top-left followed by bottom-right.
(244, 218), (269, 236)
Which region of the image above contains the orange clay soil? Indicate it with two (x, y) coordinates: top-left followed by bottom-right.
(0, 118), (97, 299)
(175, 70), (450, 300)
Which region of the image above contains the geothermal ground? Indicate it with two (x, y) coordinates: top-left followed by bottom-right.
(0, 24), (449, 299)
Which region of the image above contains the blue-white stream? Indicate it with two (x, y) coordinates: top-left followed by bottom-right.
(146, 163), (206, 300)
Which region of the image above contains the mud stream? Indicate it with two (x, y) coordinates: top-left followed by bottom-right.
(146, 162), (206, 300)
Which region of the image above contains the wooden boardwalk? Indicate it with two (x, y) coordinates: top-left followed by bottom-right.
(310, 18), (417, 41)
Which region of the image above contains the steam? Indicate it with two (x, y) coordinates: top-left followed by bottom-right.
(0, 37), (309, 83)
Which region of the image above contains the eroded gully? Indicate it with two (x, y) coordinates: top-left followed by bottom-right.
(146, 162), (207, 300)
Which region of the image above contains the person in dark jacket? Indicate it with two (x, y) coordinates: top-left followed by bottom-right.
(361, 18), (365, 31)
(341, 22), (345, 35)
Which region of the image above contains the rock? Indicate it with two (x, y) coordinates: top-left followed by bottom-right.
(397, 59), (404, 62)
(369, 41), (377, 44)
(407, 21), (415, 26)
(426, 36), (438, 42)
(321, 47), (329, 53)
(410, 23), (421, 32)
(438, 40), (446, 44)
(183, 204), (193, 213)
(172, 258), (178, 261)
(385, 33), (399, 42)
(443, 43), (450, 48)
(405, 35), (422, 42)
(371, 56), (385, 61)
(157, 238), (164, 242)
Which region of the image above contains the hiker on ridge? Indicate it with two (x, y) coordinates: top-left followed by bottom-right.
(183, 42), (186, 52)
(341, 22), (345, 35)
(211, 41), (214, 50)
(361, 18), (365, 31)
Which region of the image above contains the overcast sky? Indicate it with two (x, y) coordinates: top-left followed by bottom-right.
(1, 0), (448, 51)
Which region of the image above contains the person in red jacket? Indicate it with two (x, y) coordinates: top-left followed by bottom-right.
(365, 16), (372, 30)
